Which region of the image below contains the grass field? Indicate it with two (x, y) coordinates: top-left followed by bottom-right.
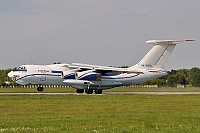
(0, 94), (199, 133)
(0, 86), (200, 93)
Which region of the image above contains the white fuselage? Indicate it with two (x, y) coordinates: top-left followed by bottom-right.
(8, 64), (167, 90)
(8, 39), (191, 91)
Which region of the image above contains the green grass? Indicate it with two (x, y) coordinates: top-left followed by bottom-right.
(0, 95), (199, 132)
(0, 86), (200, 93)
(105, 87), (200, 92)
(0, 87), (75, 93)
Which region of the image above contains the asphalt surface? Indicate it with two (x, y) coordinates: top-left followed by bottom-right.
(0, 92), (200, 95)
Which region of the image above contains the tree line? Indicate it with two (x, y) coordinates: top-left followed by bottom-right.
(1, 67), (200, 87)
(141, 67), (200, 87)
(0, 69), (16, 86)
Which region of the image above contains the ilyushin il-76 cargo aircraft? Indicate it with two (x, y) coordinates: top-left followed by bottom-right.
(8, 40), (194, 94)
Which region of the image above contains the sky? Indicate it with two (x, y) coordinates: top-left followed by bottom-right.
(0, 0), (199, 70)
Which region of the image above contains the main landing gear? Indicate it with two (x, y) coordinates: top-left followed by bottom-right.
(95, 89), (102, 94)
(76, 89), (84, 93)
(85, 89), (93, 94)
(37, 86), (44, 92)
(76, 89), (103, 94)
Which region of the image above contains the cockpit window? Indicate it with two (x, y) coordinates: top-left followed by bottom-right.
(16, 66), (27, 71)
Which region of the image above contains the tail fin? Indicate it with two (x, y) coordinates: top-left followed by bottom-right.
(130, 40), (194, 69)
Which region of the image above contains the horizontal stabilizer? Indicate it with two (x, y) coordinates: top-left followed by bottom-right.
(146, 40), (195, 45)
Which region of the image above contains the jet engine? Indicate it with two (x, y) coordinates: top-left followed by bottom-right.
(62, 71), (76, 79)
(76, 71), (101, 81)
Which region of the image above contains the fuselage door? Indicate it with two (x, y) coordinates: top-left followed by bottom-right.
(40, 71), (46, 81)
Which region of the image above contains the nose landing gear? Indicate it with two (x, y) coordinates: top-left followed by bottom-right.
(37, 86), (44, 92)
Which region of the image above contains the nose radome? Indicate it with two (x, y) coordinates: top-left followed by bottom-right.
(8, 71), (14, 78)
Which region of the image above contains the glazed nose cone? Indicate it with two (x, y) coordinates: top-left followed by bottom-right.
(7, 71), (14, 78)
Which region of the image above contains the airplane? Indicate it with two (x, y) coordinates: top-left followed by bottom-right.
(7, 39), (194, 94)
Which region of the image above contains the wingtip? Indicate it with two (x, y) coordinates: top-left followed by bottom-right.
(185, 40), (195, 42)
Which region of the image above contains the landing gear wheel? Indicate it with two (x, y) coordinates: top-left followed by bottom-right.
(85, 89), (93, 94)
(76, 89), (84, 93)
(37, 87), (44, 92)
(95, 89), (102, 94)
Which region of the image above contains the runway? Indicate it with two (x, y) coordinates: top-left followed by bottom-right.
(0, 92), (200, 95)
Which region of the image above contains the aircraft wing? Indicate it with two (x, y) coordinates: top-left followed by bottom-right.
(95, 68), (143, 74)
(69, 63), (143, 74)
(69, 63), (115, 70)
(70, 63), (114, 69)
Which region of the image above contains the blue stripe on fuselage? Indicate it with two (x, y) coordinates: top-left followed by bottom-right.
(15, 74), (61, 81)
(52, 70), (62, 73)
(16, 73), (140, 82)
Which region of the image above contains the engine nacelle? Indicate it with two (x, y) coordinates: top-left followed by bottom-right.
(62, 71), (76, 79)
(76, 71), (101, 81)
